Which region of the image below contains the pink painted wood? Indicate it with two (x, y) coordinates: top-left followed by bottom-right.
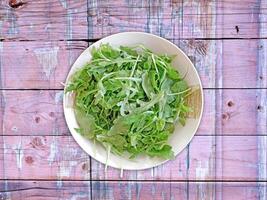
(1, 89), (264, 136)
(0, 135), (267, 181)
(87, 0), (266, 39)
(0, 0), (266, 199)
(0, 181), (265, 200)
(0, 39), (261, 89)
(0, 41), (87, 89)
(0, 0), (88, 40)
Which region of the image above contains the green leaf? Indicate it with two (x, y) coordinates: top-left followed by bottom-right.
(166, 66), (181, 80)
(75, 110), (97, 139)
(141, 72), (154, 99)
(66, 43), (191, 159)
(146, 145), (175, 160)
(171, 80), (188, 93)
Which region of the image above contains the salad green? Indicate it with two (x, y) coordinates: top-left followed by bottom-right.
(66, 44), (191, 160)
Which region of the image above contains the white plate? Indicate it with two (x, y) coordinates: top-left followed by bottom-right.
(63, 32), (204, 170)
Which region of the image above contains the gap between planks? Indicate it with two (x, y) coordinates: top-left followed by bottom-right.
(2, 38), (267, 43)
(0, 179), (267, 183)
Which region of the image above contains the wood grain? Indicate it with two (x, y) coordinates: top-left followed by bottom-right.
(0, 0), (88, 40)
(0, 39), (262, 89)
(257, 3), (267, 199)
(0, 180), (91, 200)
(1, 0), (266, 41)
(0, 0), (266, 198)
(91, 135), (267, 181)
(0, 135), (267, 181)
(87, 0), (267, 39)
(0, 135), (91, 180)
(91, 181), (267, 200)
(1, 89), (265, 136)
(0, 181), (265, 200)
(0, 41), (88, 89)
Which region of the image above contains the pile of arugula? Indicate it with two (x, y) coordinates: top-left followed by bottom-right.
(66, 44), (191, 160)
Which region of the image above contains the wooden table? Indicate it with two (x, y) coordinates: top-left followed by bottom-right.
(0, 0), (266, 199)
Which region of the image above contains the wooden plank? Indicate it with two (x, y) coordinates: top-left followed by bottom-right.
(2, 89), (263, 136)
(0, 0), (87, 40)
(1, 39), (216, 89)
(0, 135), (266, 181)
(0, 181), (264, 200)
(213, 0), (260, 38)
(92, 138), (267, 182)
(1, 0), (265, 40)
(0, 39), (262, 89)
(87, 0), (266, 39)
(0, 180), (91, 200)
(1, 135), (91, 180)
(216, 39), (258, 88)
(1, 41), (88, 89)
(2, 90), (69, 136)
(91, 181), (187, 200)
(91, 181), (266, 200)
(257, 3), (267, 199)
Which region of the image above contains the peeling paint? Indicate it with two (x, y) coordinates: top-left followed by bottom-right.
(136, 183), (142, 200)
(59, 160), (77, 177)
(70, 193), (87, 200)
(59, 0), (67, 9)
(161, 191), (166, 200)
(4, 180), (11, 200)
(150, 168), (154, 177)
(0, 21), (2, 37)
(58, 147), (78, 178)
(196, 161), (209, 180)
(57, 180), (63, 188)
(195, 161), (210, 200)
(13, 140), (24, 169)
(34, 47), (59, 79)
(48, 136), (58, 166)
(120, 168), (124, 178)
(67, 9), (73, 40)
(0, 41), (3, 51)
(7, 9), (19, 36)
(55, 91), (64, 104)
(127, 182), (132, 200)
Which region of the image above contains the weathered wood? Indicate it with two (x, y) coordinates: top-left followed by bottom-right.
(0, 0), (266, 198)
(0, 0), (88, 40)
(0, 0), (266, 41)
(91, 181), (266, 200)
(0, 41), (88, 89)
(1, 90), (69, 136)
(92, 135), (267, 181)
(0, 39), (262, 89)
(0, 135), (266, 181)
(0, 181), (264, 200)
(1, 89), (264, 136)
(0, 135), (91, 181)
(257, 3), (267, 199)
(87, 0), (266, 39)
(215, 39), (259, 88)
(91, 181), (187, 200)
(0, 180), (91, 200)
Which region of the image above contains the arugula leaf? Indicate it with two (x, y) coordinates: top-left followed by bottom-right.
(66, 43), (192, 160)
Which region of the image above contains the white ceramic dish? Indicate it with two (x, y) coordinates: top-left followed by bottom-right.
(63, 32), (203, 170)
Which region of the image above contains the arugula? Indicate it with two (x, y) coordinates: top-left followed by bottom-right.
(66, 44), (191, 160)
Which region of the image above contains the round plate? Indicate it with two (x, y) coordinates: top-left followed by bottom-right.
(63, 32), (204, 170)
